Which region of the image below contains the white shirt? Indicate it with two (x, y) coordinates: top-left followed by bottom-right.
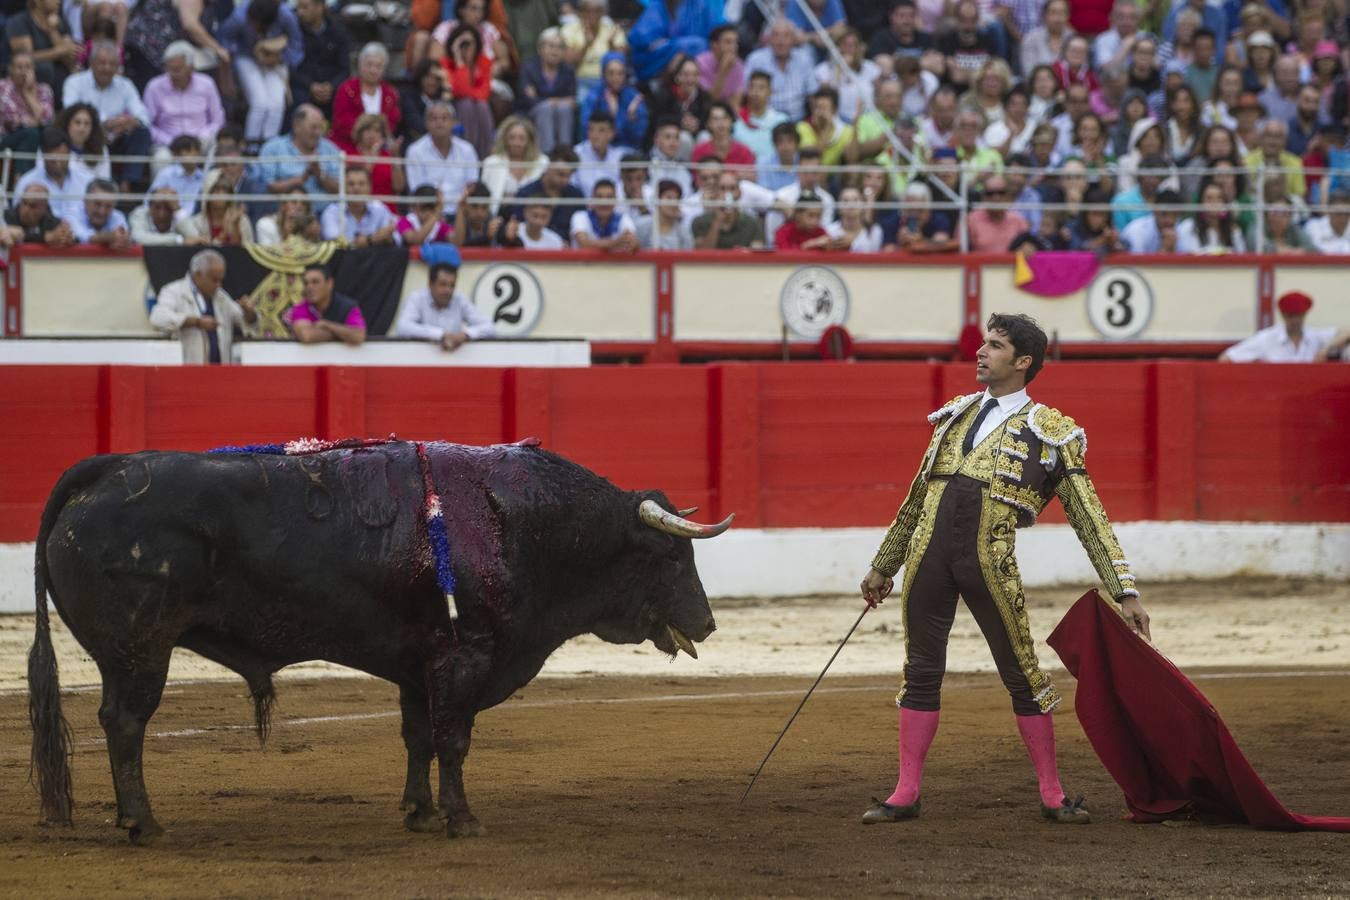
(519, 226), (565, 250)
(147, 164), (206, 217)
(970, 388), (1060, 468)
(1121, 215), (1163, 253)
(1303, 216), (1350, 255)
(1223, 323), (1337, 363)
(394, 287), (496, 341)
(572, 141), (625, 198)
(12, 166), (93, 222)
(320, 201), (398, 241)
(67, 205), (129, 243)
(826, 220), (883, 253)
(405, 134), (480, 216)
(61, 70), (149, 126)
(569, 209), (636, 247)
(1176, 217), (1246, 254)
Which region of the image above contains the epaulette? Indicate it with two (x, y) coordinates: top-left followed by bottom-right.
(1027, 404), (1087, 456)
(927, 392), (982, 424)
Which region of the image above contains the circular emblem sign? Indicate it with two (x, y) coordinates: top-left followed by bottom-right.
(1086, 267), (1154, 340)
(779, 265), (850, 338)
(471, 263), (544, 337)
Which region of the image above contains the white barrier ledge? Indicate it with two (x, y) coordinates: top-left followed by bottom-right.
(4, 522), (1347, 612)
(240, 340), (591, 367)
(0, 339), (183, 365)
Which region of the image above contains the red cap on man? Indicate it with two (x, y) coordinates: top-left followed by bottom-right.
(1277, 291), (1313, 315)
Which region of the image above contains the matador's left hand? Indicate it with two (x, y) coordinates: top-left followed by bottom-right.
(1119, 595), (1151, 641)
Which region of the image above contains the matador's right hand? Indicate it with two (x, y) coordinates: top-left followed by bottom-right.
(860, 569), (894, 610)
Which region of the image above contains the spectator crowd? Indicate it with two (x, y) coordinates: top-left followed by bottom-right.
(0, 0), (1348, 255)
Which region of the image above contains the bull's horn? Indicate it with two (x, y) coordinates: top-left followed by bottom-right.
(677, 506), (699, 516)
(638, 499), (734, 539)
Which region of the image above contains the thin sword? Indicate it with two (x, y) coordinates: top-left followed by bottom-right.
(739, 604), (871, 803)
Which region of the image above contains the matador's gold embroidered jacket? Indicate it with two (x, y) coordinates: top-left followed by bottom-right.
(871, 392), (1139, 602)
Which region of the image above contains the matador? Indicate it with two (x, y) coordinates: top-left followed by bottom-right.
(859, 313), (1151, 825)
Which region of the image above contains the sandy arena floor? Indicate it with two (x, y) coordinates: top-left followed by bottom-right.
(0, 579), (1348, 897)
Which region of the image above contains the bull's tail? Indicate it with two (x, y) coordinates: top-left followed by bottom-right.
(251, 676), (276, 748)
(29, 456), (118, 825)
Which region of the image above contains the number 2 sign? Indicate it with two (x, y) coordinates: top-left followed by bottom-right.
(1086, 267), (1154, 340)
(471, 264), (544, 337)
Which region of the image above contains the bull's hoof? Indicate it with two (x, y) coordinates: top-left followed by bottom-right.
(446, 813), (485, 838)
(125, 819), (165, 845)
(404, 810), (442, 834)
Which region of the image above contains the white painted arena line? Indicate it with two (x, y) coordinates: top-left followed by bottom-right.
(33, 671), (1343, 747)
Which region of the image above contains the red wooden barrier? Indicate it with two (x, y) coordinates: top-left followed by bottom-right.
(1, 362), (1347, 542)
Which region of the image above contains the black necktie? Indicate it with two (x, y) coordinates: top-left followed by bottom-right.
(962, 397), (1000, 455)
(197, 288), (221, 364)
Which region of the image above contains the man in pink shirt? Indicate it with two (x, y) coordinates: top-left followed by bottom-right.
(142, 42), (226, 156)
(966, 176), (1029, 253)
(288, 263), (367, 345)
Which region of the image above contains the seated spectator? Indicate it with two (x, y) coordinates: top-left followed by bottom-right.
(320, 167), (398, 246)
(796, 87), (855, 168)
(401, 61), (451, 145)
(758, 121), (800, 192)
(255, 193), (313, 246)
(697, 23), (744, 107)
(692, 170), (765, 249)
(692, 100), (755, 172)
(1126, 37), (1163, 107)
(1287, 83), (1320, 157)
(218, 0), (303, 146)
(745, 19), (816, 122)
(774, 192), (830, 250)
(766, 146), (835, 243)
(1201, 65), (1242, 130)
(1254, 185), (1317, 254)
(6, 0), (78, 99)
(627, 0), (721, 83)
(350, 113), (405, 212)
(62, 40), (151, 190)
(396, 185), (454, 246)
(825, 185), (882, 253)
(735, 71), (789, 165)
(1020, 0), (1070, 75)
(453, 181), (508, 247)
(1303, 187), (1350, 254)
(253, 105), (342, 210)
(177, 169), (253, 244)
(510, 200), (567, 249)
(290, 263), (366, 346)
(786, 0), (847, 52)
(581, 52), (648, 151)
(150, 249), (258, 364)
(1219, 291), (1338, 362)
(146, 135), (206, 217)
(867, 0), (933, 74)
(210, 124), (251, 190)
(3, 183), (74, 246)
(406, 101), (480, 219)
(67, 177), (130, 248)
(573, 109), (625, 198)
(143, 41), (225, 163)
(637, 179), (693, 250)
(1184, 27), (1220, 102)
(571, 178), (638, 251)
(952, 109), (1003, 185)
(1113, 152), (1171, 232)
(55, 102), (112, 181)
(895, 55), (939, 121)
(1260, 53), (1301, 124)
(1176, 181), (1246, 253)
(1110, 89), (1152, 158)
(649, 118), (694, 195)
(1165, 83), (1202, 164)
(1072, 113), (1116, 192)
(13, 127), (93, 222)
(512, 146), (585, 241)
(1230, 91), (1264, 153)
(441, 24), (495, 158)
(1067, 186), (1125, 252)
(396, 259), (495, 351)
(919, 83), (959, 151)
(292, 0), (350, 124)
(331, 43), (401, 156)
(815, 27), (878, 124)
(859, 166), (901, 247)
(1245, 118), (1306, 201)
(967, 176), (1029, 252)
(1121, 186), (1183, 252)
(849, 78), (906, 166)
(481, 114), (548, 213)
(520, 28), (577, 155)
(960, 58), (1012, 126)
(0, 51), (55, 169)
(895, 181), (957, 253)
(426, 0), (513, 81)
(1116, 120), (1167, 193)
(1180, 124), (1240, 199)
(985, 85), (1035, 158)
(651, 52), (712, 151)
(938, 0), (999, 92)
(131, 188), (189, 245)
(617, 152), (653, 219)
(1010, 203), (1072, 253)
(122, 0), (231, 91)
(1003, 156), (1042, 231)
(561, 0), (626, 100)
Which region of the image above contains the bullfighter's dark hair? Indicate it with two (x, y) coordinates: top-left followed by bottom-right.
(986, 313), (1048, 384)
(303, 262), (334, 281)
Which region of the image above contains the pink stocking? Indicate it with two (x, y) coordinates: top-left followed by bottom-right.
(1016, 712), (1066, 808)
(885, 708), (940, 806)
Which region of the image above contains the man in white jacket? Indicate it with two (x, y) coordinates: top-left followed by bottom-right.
(149, 249), (257, 364)
(395, 259), (496, 352)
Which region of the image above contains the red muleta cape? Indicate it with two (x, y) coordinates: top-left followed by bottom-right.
(1047, 590), (1350, 831)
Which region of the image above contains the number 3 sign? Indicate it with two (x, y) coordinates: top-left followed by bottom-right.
(1086, 267), (1154, 340)
(471, 263), (544, 337)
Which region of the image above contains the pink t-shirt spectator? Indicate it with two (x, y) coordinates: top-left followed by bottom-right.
(967, 209), (1030, 253)
(397, 213), (453, 245)
(695, 50), (745, 102)
(288, 296), (367, 329)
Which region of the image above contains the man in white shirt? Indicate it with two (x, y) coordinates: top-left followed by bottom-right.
(1302, 188), (1350, 254)
(572, 109), (626, 199)
(1219, 291), (1339, 362)
(1121, 189), (1182, 253)
(62, 40), (152, 190)
(320, 167), (398, 245)
(404, 102), (479, 219)
(570, 179), (639, 251)
(68, 179), (131, 248)
(395, 261), (496, 351)
(513, 201), (566, 249)
(131, 187), (197, 246)
(150, 249), (258, 365)
(13, 128), (93, 223)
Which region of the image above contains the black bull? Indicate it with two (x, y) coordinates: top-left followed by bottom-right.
(28, 441), (729, 843)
